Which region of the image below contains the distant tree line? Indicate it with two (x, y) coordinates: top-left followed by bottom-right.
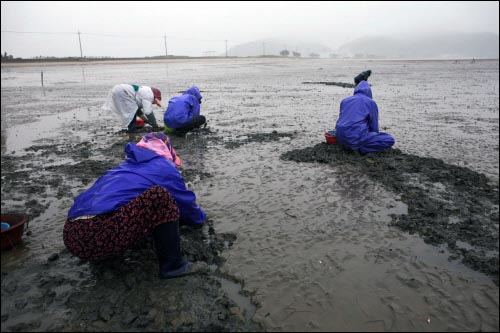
(2, 52), (14, 60)
(279, 50), (302, 57)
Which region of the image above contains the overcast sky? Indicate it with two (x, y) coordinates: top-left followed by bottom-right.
(1, 1), (499, 58)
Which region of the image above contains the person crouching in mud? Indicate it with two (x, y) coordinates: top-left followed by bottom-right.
(335, 70), (395, 154)
(63, 132), (206, 279)
(103, 84), (162, 133)
(163, 86), (206, 136)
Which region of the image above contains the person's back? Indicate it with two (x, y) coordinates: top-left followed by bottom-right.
(164, 94), (197, 128)
(335, 73), (394, 154)
(68, 142), (206, 225)
(64, 133), (206, 279)
(103, 84), (161, 132)
(164, 86), (202, 128)
(336, 81), (379, 147)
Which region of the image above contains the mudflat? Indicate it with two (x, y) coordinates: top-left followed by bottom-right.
(1, 58), (498, 331)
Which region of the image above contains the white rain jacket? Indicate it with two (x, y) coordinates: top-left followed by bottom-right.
(103, 84), (155, 128)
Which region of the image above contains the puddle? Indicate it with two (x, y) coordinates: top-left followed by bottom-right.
(216, 276), (257, 321)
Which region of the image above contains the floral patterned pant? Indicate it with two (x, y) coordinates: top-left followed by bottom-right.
(63, 185), (179, 261)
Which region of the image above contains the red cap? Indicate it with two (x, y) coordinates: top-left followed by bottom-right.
(151, 87), (161, 101)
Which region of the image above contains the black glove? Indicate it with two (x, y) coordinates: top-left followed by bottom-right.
(354, 70), (372, 85)
(136, 108), (145, 117)
(145, 112), (159, 128)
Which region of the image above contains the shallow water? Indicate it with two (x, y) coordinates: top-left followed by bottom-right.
(1, 58), (499, 331)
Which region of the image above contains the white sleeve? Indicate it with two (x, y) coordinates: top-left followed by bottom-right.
(142, 99), (153, 115)
(137, 87), (154, 115)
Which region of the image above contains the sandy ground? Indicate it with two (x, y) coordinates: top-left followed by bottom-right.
(1, 58), (499, 332)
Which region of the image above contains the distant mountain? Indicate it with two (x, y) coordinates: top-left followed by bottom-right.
(225, 38), (333, 57)
(334, 32), (499, 59)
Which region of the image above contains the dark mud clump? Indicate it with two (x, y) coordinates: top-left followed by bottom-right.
(281, 143), (499, 285)
(302, 81), (356, 88)
(1, 140), (124, 219)
(222, 130), (296, 149)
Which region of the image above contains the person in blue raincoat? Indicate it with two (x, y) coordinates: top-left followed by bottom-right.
(63, 132), (206, 279)
(163, 86), (206, 136)
(335, 70), (395, 154)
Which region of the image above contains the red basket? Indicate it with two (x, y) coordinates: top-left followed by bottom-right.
(135, 117), (145, 128)
(1, 213), (28, 251)
(324, 132), (337, 144)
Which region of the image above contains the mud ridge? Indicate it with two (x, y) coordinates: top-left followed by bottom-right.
(302, 81), (356, 88)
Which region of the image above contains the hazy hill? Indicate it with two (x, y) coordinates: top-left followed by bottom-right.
(335, 32), (499, 59)
(225, 39), (333, 57)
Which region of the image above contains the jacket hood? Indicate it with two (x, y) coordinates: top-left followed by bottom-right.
(125, 142), (163, 164)
(185, 86), (202, 101)
(354, 81), (372, 99)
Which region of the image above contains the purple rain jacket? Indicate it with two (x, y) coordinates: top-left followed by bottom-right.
(335, 81), (379, 149)
(68, 143), (206, 225)
(163, 86), (203, 128)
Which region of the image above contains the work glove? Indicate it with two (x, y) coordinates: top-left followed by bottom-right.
(145, 113), (159, 128)
(136, 108), (145, 117)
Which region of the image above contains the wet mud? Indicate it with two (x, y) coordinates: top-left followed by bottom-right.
(2, 226), (254, 332)
(2, 58), (499, 332)
(302, 81), (356, 88)
(220, 130), (296, 149)
(281, 143), (499, 285)
(1, 130), (262, 332)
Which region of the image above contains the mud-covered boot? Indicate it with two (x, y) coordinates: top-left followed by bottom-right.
(354, 69), (372, 85)
(145, 112), (159, 128)
(153, 222), (195, 279)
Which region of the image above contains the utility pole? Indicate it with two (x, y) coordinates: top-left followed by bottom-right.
(164, 34), (168, 57)
(263, 42), (266, 56)
(78, 30), (83, 58)
(225, 40), (228, 57)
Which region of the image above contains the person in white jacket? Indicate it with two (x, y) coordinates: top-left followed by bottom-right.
(103, 84), (162, 132)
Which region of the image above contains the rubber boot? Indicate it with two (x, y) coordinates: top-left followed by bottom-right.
(153, 222), (193, 279)
(354, 69), (372, 85)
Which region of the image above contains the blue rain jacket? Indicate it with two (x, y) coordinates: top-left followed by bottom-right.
(164, 86), (203, 129)
(68, 143), (206, 225)
(335, 81), (380, 149)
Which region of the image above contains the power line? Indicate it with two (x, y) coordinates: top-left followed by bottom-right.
(1, 29), (243, 57)
(2, 30), (237, 43)
(81, 32), (160, 39)
(1, 30), (75, 35)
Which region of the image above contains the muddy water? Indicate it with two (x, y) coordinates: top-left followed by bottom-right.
(1, 58), (499, 332)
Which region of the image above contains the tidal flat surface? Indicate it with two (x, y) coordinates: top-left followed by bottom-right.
(1, 58), (498, 331)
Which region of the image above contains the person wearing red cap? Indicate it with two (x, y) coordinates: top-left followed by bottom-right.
(102, 84), (162, 132)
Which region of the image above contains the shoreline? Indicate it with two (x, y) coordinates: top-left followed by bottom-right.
(2, 57), (498, 67)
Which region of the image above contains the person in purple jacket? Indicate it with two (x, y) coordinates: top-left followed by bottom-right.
(163, 86), (206, 136)
(63, 132), (206, 279)
(335, 70), (395, 154)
